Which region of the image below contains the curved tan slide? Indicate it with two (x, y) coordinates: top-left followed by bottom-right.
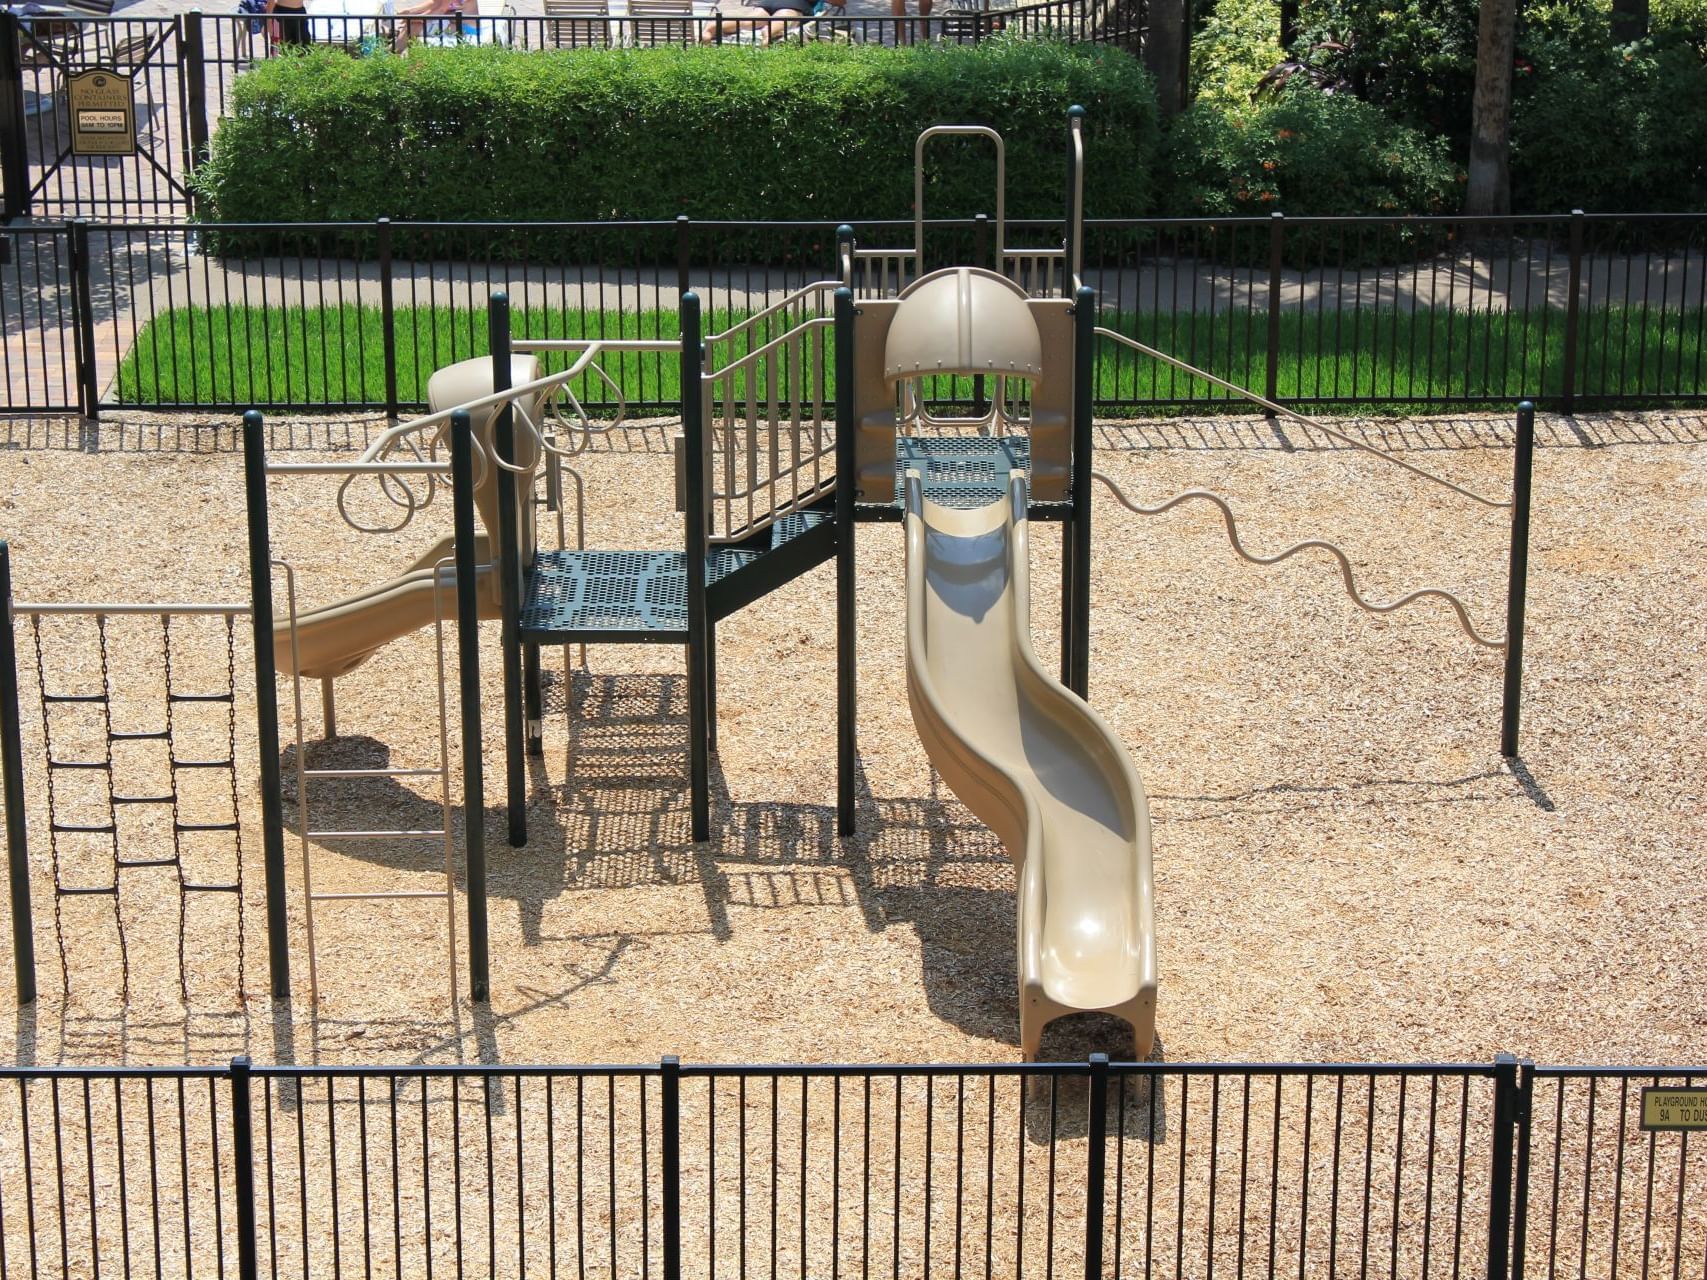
(273, 354), (542, 680)
(903, 469), (1156, 1060)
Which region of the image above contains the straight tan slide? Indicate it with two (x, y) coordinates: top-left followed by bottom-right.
(903, 469), (1157, 1061)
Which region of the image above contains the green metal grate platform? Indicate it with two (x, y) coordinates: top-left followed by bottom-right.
(894, 435), (1032, 508)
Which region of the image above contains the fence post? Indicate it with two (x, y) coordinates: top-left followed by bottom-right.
(1265, 211), (1285, 414)
(661, 1056), (682, 1280)
(675, 214), (691, 300)
(1500, 402), (1534, 758)
(1487, 1054), (1521, 1280)
(1084, 1054), (1109, 1280)
(1510, 1062), (1534, 1280)
(0, 541), (34, 1005)
(180, 11), (210, 185)
(241, 410), (291, 999)
(972, 213), (989, 418)
(1559, 211), (1584, 414)
(377, 218), (398, 419)
(70, 220), (99, 420)
(0, 13), (30, 223)
(681, 293), (711, 843)
(229, 1056), (259, 1280)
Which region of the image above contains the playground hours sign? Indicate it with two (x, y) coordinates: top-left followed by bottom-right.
(1640, 1087), (1707, 1131)
(67, 70), (137, 158)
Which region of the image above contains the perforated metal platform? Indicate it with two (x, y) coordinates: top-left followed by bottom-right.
(895, 435), (1032, 509)
(521, 507), (832, 642)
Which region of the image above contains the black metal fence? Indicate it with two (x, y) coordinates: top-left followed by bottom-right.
(0, 0), (1142, 224)
(0, 1056), (1699, 1279)
(1, 211), (1703, 419)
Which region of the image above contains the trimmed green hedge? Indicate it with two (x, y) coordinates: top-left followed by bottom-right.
(193, 37), (1159, 258)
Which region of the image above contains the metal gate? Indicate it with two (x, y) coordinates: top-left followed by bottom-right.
(0, 11), (207, 221)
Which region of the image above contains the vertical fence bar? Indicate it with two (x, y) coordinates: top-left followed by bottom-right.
(378, 218), (398, 418)
(230, 1056), (259, 1280)
(661, 1057), (682, 1280)
(1500, 401), (1534, 758)
(834, 284), (856, 836)
(1509, 1063), (1534, 1280)
(1560, 212), (1584, 413)
(70, 220), (99, 420)
(451, 409), (490, 1002)
(1084, 1055), (1109, 1280)
(488, 293), (527, 848)
(1265, 212), (1285, 413)
(1068, 285), (1095, 699)
(241, 410), (291, 998)
(0, 540), (35, 1005)
(0, 13), (29, 222)
(1488, 1054), (1520, 1280)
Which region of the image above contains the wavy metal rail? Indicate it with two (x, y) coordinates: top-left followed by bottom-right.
(1090, 472), (1506, 650)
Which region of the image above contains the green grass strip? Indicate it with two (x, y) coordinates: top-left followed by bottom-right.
(114, 302), (1707, 409)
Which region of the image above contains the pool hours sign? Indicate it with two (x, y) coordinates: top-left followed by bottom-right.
(67, 70), (136, 157)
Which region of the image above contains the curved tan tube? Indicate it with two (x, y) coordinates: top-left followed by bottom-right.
(903, 469), (1156, 1061)
(272, 354), (542, 680)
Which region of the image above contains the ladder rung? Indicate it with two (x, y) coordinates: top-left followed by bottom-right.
(116, 857), (178, 869)
(47, 759), (108, 770)
(184, 882), (241, 894)
(51, 822), (115, 835)
(110, 730), (168, 742)
(112, 794), (174, 805)
(172, 758), (235, 770)
(168, 692), (234, 704)
(176, 821), (239, 834)
(302, 767), (441, 780)
(57, 885), (117, 897)
(306, 829), (446, 840)
(310, 889), (449, 902)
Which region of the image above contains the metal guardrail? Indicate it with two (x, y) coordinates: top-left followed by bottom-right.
(2, 211), (1703, 420)
(0, 1055), (1698, 1280)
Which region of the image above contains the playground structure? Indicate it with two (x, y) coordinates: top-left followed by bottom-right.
(0, 112), (1540, 1065)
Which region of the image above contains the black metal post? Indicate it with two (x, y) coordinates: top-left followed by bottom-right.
(1559, 211), (1585, 414)
(661, 1056), (682, 1280)
(241, 411), (291, 999)
(451, 410), (490, 1002)
(834, 286), (856, 836)
(0, 14), (31, 222)
(1487, 1053), (1520, 1280)
(1265, 211), (1285, 414)
(675, 214), (691, 300)
(704, 620), (717, 755)
(1069, 286), (1095, 699)
(681, 292), (711, 842)
(1500, 402), (1535, 758)
(1084, 1053), (1109, 1280)
(377, 218), (398, 419)
(0, 541), (35, 1005)
(180, 11), (210, 181)
(70, 220), (98, 420)
(229, 1056), (259, 1280)
(488, 293), (527, 847)
(1060, 521), (1074, 688)
(523, 640), (542, 757)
